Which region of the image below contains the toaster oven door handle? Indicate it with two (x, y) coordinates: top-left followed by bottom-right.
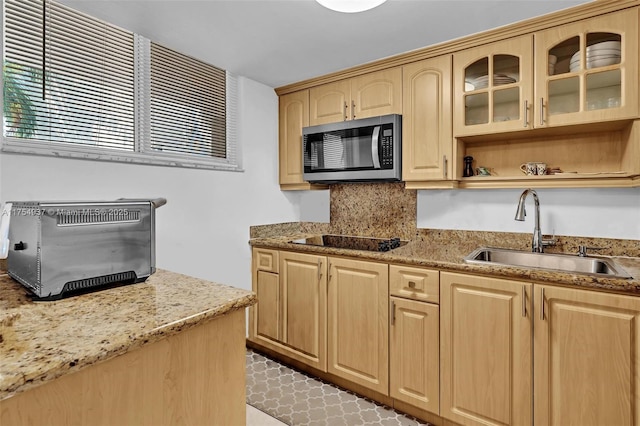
(371, 126), (381, 169)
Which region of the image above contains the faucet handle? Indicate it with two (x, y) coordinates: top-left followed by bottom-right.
(578, 245), (603, 257)
(542, 229), (556, 248)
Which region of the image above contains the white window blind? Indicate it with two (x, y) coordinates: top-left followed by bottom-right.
(150, 43), (226, 159)
(2, 0), (240, 171)
(4, 0), (135, 149)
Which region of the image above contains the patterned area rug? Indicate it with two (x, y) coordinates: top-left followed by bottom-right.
(246, 350), (430, 426)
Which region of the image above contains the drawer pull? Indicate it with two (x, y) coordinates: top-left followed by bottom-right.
(408, 281), (416, 289)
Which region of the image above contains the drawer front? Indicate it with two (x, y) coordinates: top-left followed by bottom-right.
(389, 264), (439, 303)
(253, 248), (279, 273)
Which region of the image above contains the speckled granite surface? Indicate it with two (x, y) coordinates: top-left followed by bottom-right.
(0, 269), (256, 401)
(330, 183), (417, 240)
(249, 225), (640, 296)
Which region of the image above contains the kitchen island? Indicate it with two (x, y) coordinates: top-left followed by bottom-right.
(0, 269), (256, 425)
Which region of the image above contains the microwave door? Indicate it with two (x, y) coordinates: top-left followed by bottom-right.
(342, 126), (378, 170)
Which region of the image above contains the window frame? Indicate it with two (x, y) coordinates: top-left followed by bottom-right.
(1, 0), (241, 172)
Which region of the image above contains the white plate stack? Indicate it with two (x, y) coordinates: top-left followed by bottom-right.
(570, 41), (621, 72)
(469, 74), (516, 89)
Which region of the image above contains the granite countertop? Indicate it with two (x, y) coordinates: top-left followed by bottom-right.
(250, 233), (640, 295)
(0, 269), (256, 401)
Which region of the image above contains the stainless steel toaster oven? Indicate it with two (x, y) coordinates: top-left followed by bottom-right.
(4, 198), (166, 300)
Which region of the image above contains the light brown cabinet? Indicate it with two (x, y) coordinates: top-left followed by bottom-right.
(327, 257), (389, 394)
(249, 249), (327, 371)
(309, 68), (402, 125)
(440, 272), (532, 426)
(278, 90), (316, 190)
(389, 265), (440, 414)
(251, 248), (280, 342)
(454, 9), (638, 136)
(251, 246), (640, 424)
(453, 8), (640, 188)
(534, 9), (638, 128)
(534, 284), (640, 426)
(454, 35), (534, 136)
(278, 3), (640, 189)
(402, 56), (454, 188)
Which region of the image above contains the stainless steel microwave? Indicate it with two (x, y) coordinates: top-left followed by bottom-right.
(302, 114), (401, 183)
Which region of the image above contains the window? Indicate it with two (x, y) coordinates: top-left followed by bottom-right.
(2, 0), (239, 170)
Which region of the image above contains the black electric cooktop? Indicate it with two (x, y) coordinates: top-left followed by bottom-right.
(290, 234), (408, 252)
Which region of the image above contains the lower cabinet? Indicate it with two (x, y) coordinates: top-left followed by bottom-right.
(249, 248), (327, 371)
(440, 272), (532, 426)
(534, 284), (640, 426)
(390, 296), (440, 414)
(327, 257), (389, 394)
(389, 264), (440, 414)
(251, 249), (640, 425)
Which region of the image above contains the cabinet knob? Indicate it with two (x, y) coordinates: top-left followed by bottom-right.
(408, 281), (416, 288)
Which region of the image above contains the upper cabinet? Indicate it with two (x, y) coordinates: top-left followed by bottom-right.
(454, 35), (534, 136)
(310, 68), (402, 125)
(277, 2), (640, 190)
(402, 56), (454, 187)
(279, 90), (309, 189)
(534, 9), (638, 128)
(453, 8), (640, 188)
(454, 8), (639, 137)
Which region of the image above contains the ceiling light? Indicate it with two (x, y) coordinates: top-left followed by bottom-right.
(315, 0), (387, 13)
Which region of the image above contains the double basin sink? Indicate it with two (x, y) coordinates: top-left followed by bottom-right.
(465, 247), (631, 279)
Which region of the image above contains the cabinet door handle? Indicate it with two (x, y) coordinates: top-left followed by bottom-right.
(443, 155), (448, 179)
(318, 259), (322, 281)
(390, 300), (396, 326)
(352, 100), (356, 120)
(540, 287), (545, 320)
(523, 100), (529, 128)
(344, 102), (348, 121)
(522, 286), (527, 317)
(539, 98), (545, 126)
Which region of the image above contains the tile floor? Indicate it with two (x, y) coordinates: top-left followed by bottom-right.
(246, 404), (287, 425)
(246, 349), (430, 426)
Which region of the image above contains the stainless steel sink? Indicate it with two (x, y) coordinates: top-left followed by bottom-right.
(464, 247), (631, 279)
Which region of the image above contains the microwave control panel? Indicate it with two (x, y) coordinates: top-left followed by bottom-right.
(381, 127), (393, 168)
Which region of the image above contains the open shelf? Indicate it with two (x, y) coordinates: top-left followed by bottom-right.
(454, 119), (640, 188)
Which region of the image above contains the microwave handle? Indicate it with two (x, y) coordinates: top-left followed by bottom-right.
(371, 126), (381, 169)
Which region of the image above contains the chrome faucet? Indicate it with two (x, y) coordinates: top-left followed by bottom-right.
(515, 189), (555, 253)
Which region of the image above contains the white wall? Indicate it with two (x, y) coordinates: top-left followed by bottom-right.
(0, 76), (300, 291)
(418, 188), (640, 240)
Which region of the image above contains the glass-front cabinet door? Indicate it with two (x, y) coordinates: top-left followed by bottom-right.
(534, 8), (638, 128)
(453, 35), (533, 136)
